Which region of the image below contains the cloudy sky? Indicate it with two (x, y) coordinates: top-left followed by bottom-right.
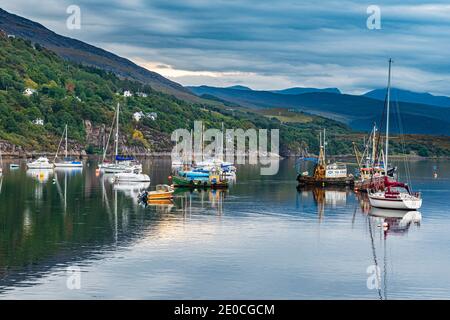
(2, 0), (450, 95)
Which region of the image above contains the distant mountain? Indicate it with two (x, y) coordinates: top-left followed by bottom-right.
(226, 85), (252, 90)
(0, 8), (198, 102)
(364, 88), (450, 108)
(271, 87), (341, 95)
(188, 85), (450, 135)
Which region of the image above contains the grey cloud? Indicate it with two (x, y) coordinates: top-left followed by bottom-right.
(2, 0), (450, 94)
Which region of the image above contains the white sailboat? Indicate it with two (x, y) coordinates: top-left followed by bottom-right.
(368, 59), (422, 210)
(54, 124), (83, 168)
(99, 103), (142, 173)
(113, 167), (150, 183)
(27, 156), (54, 169)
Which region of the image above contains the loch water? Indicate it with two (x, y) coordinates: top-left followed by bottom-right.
(0, 158), (449, 299)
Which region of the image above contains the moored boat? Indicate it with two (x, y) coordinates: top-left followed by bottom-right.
(138, 184), (174, 202)
(53, 124), (83, 168)
(113, 168), (150, 182)
(27, 156), (54, 169)
(171, 167), (229, 189)
(98, 103), (142, 173)
(367, 59), (422, 210)
(296, 129), (354, 187)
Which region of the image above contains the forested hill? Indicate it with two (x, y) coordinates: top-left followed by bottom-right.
(0, 32), (356, 156)
(0, 8), (197, 102)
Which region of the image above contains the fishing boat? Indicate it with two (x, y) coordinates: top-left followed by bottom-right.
(138, 184), (174, 203)
(53, 124), (83, 168)
(27, 156), (54, 169)
(297, 129), (354, 187)
(353, 124), (397, 192)
(368, 59), (422, 210)
(113, 167), (150, 182)
(9, 163), (19, 169)
(99, 103), (142, 173)
(171, 167), (229, 189)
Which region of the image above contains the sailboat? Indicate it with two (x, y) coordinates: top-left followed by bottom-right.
(368, 59), (422, 210)
(53, 124), (83, 168)
(98, 103), (142, 173)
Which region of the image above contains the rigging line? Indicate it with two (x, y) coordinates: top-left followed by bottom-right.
(394, 97), (412, 188)
(370, 89), (388, 185)
(53, 125), (66, 162)
(103, 108), (117, 161)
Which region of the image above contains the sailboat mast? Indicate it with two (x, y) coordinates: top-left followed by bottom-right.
(65, 124), (68, 159)
(115, 103), (120, 163)
(385, 59), (392, 176)
(372, 124), (377, 165)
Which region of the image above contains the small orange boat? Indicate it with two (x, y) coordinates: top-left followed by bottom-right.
(145, 184), (174, 201)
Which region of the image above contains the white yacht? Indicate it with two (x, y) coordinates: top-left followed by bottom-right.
(368, 59), (422, 210)
(27, 156), (54, 169)
(99, 103), (141, 173)
(113, 168), (150, 182)
(53, 124), (83, 168)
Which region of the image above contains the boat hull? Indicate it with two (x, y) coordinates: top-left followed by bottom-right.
(368, 195), (422, 210)
(100, 163), (142, 173)
(172, 176), (228, 189)
(54, 162), (83, 168)
(114, 173), (150, 182)
(148, 192), (174, 201)
(297, 175), (354, 187)
(26, 163), (54, 169)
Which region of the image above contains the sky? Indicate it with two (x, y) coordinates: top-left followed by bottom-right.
(2, 0), (450, 95)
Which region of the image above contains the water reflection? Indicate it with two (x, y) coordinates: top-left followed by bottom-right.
(0, 158), (445, 299)
(296, 186), (351, 219)
(26, 168), (53, 183)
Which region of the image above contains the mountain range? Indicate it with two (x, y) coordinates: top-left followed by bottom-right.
(363, 88), (450, 108)
(187, 85), (450, 135)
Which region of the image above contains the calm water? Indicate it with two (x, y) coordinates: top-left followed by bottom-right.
(0, 158), (449, 299)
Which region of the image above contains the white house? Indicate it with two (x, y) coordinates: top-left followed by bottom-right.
(123, 90), (133, 97)
(136, 92), (148, 98)
(133, 111), (144, 122)
(133, 111), (157, 122)
(23, 88), (36, 96)
(32, 118), (44, 126)
(148, 112), (157, 121)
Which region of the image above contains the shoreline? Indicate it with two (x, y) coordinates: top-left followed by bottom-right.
(1, 152), (446, 161)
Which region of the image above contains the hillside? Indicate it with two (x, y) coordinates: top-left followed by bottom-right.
(0, 32), (360, 157)
(188, 85), (450, 135)
(0, 8), (199, 102)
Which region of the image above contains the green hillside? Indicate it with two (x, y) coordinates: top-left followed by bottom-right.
(0, 33), (355, 156)
(2, 33), (450, 158)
